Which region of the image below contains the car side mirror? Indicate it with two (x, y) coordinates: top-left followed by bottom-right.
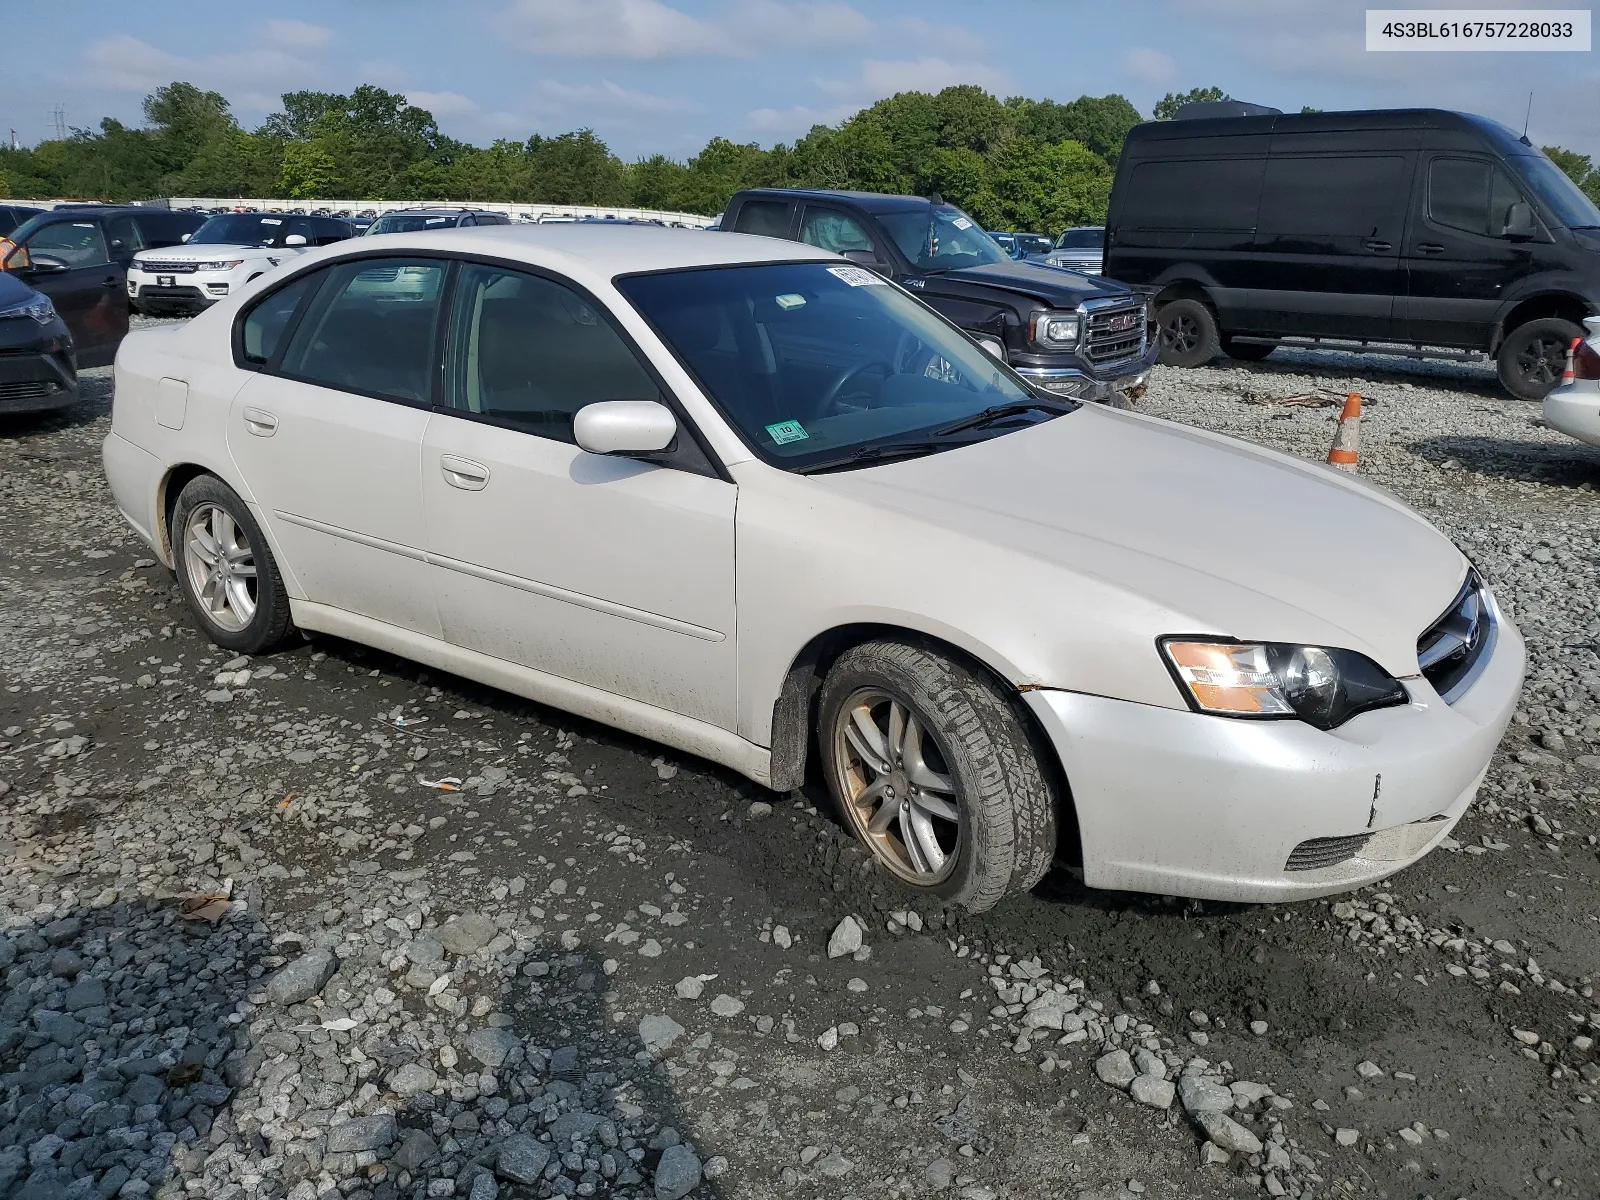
(25, 254), (68, 274)
(574, 400), (678, 457)
(284, 234), (308, 246)
(180, 233), (191, 242)
(1502, 201), (1538, 240)
(841, 249), (890, 276)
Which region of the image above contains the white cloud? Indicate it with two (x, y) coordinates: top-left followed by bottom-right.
(538, 79), (697, 114)
(82, 34), (318, 94)
(406, 90), (479, 117)
(890, 16), (988, 57)
(501, 0), (873, 59)
(746, 102), (855, 134)
(816, 57), (1014, 101)
(1122, 46), (1178, 85)
(264, 20), (334, 49)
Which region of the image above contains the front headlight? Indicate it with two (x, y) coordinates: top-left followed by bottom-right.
(1159, 639), (1408, 730)
(196, 260), (246, 272)
(0, 294), (56, 324)
(1030, 309), (1081, 350)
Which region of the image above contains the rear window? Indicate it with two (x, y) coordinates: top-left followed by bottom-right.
(1121, 159), (1266, 230)
(731, 200), (791, 238)
(1056, 228), (1103, 248)
(1258, 156), (1410, 236)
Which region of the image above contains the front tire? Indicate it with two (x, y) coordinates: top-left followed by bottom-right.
(817, 639), (1057, 913)
(1156, 297), (1220, 368)
(1498, 317), (1583, 400)
(172, 475), (295, 654)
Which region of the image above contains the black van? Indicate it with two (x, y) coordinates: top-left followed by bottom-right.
(1105, 106), (1600, 398)
(722, 188), (1159, 403)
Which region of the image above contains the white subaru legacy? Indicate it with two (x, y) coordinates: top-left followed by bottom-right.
(102, 226), (1525, 912)
(126, 212), (355, 317)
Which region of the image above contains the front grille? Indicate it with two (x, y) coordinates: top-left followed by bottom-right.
(1083, 299), (1146, 365)
(1285, 833), (1370, 872)
(137, 261), (199, 273)
(1417, 571), (1491, 702)
(0, 380), (63, 402)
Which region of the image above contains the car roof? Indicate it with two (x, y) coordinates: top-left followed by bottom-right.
(1124, 107), (1528, 154)
(309, 223), (830, 276)
(735, 187), (932, 214)
(376, 208), (499, 217)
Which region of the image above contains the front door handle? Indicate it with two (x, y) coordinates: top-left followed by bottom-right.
(440, 454), (490, 491)
(1416, 242), (1446, 254)
(1363, 239), (1391, 252)
(242, 407), (278, 436)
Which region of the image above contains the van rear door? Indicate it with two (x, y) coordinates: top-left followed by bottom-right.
(1247, 150), (1414, 339)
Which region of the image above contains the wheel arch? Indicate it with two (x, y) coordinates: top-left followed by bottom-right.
(767, 621), (1082, 866)
(155, 460), (260, 568)
(1493, 291), (1594, 351)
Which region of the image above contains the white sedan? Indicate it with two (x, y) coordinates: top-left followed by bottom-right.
(1544, 315), (1600, 445)
(103, 226), (1525, 912)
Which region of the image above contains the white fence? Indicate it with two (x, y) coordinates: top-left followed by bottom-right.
(162, 198), (715, 227)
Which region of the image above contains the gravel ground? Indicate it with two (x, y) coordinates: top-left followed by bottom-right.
(2, 329), (1598, 1200)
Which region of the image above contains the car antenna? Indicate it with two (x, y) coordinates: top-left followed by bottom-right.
(927, 192), (944, 205)
(1520, 91), (1533, 144)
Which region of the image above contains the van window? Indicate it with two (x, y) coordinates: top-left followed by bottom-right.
(1121, 159), (1266, 230)
(1428, 159), (1524, 238)
(732, 200), (791, 238)
(1258, 156), (1409, 236)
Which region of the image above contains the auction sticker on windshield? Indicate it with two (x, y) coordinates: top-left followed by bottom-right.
(827, 266), (886, 287)
(765, 419), (810, 445)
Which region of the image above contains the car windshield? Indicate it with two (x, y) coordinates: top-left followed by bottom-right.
(1510, 154), (1600, 229)
(186, 215), (303, 247)
(1056, 228), (1104, 248)
(878, 205), (1009, 271)
(617, 261), (1055, 471)
(367, 213), (460, 235)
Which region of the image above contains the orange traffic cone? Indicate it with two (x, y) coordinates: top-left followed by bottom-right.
(1327, 392), (1361, 471)
(1562, 337), (1581, 385)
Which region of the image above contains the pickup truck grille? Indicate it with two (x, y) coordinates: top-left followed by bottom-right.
(1417, 571), (1492, 702)
(136, 261), (199, 273)
(1083, 299), (1146, 366)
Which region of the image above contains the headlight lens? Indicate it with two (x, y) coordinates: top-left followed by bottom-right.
(1030, 309), (1081, 350)
(197, 260), (246, 271)
(0, 293), (56, 324)
(1160, 639), (1408, 730)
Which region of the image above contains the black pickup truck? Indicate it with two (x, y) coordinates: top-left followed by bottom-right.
(721, 188), (1158, 403)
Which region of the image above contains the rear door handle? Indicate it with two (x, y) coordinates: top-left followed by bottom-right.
(1416, 243), (1446, 254)
(1363, 239), (1391, 252)
(440, 454), (489, 491)
(242, 407), (278, 436)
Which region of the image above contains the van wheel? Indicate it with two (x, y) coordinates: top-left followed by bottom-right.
(1221, 335), (1275, 362)
(1157, 298), (1219, 368)
(1498, 317), (1584, 400)
(817, 639), (1057, 913)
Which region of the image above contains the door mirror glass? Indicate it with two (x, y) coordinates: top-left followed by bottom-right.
(574, 400), (677, 456)
(284, 234), (308, 246)
(181, 232), (191, 242)
(841, 249), (889, 275)
(1501, 200), (1537, 240)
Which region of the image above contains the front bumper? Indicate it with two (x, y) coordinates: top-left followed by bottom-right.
(0, 319), (77, 414)
(1543, 382), (1600, 447)
(1012, 334), (1161, 403)
(1024, 605), (1525, 903)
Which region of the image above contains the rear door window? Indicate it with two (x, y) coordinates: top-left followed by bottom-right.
(1427, 158), (1525, 237)
(278, 258), (446, 404)
(731, 200), (792, 238)
(240, 271), (323, 366)
(104, 216), (147, 256)
(1121, 159), (1267, 230)
(1259, 156), (1410, 236)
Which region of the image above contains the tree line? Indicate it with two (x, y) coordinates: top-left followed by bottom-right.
(2, 82), (1595, 232)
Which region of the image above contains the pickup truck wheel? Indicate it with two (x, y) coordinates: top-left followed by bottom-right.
(1156, 298), (1220, 368)
(1221, 335), (1275, 362)
(173, 475), (296, 654)
(1498, 317), (1583, 400)
(818, 639), (1057, 913)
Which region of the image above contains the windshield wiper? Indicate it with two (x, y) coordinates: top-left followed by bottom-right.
(796, 441), (957, 475)
(934, 398), (1077, 437)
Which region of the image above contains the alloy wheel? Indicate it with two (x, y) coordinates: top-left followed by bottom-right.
(1515, 334), (1566, 388)
(831, 688), (962, 884)
(1163, 313), (1199, 354)
(182, 503), (259, 633)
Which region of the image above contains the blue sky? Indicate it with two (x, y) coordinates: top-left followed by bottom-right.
(5, 0), (1597, 159)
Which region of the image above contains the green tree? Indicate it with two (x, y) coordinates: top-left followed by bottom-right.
(1153, 86), (1229, 120)
(989, 138), (1112, 233)
(1006, 94), (1143, 162)
(280, 140), (337, 198)
(1544, 145), (1600, 204)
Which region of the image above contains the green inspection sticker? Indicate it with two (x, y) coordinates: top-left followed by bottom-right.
(765, 419), (810, 445)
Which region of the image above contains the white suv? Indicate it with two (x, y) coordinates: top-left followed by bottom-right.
(127, 213), (354, 316)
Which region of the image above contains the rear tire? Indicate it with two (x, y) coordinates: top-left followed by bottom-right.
(1498, 317), (1584, 400)
(1221, 335), (1275, 362)
(172, 475), (296, 654)
(817, 639), (1057, 913)
(1156, 298), (1220, 368)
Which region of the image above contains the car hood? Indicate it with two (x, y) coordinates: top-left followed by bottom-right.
(0, 270), (41, 307)
(810, 405), (1465, 676)
(928, 259), (1127, 305)
(132, 244), (280, 261)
